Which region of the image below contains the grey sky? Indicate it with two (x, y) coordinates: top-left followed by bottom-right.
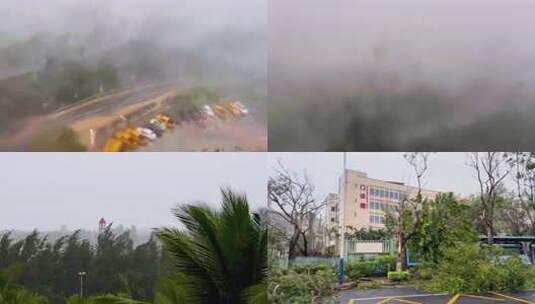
(0, 153), (267, 231)
(269, 153), (516, 202)
(0, 0), (266, 36)
(269, 0), (535, 151)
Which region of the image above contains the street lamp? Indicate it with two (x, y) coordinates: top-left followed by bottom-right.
(78, 271), (87, 298)
(338, 152), (347, 285)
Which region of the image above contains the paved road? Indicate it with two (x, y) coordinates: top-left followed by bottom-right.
(0, 83), (175, 150)
(339, 287), (535, 303)
(54, 83), (175, 124)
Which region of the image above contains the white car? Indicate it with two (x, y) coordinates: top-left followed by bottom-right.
(235, 101), (249, 115)
(203, 105), (215, 117)
(136, 127), (157, 141)
(150, 119), (167, 131)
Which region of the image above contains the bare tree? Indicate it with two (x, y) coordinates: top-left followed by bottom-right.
(468, 152), (510, 244)
(268, 160), (326, 259)
(505, 152), (535, 234)
(386, 152), (431, 271)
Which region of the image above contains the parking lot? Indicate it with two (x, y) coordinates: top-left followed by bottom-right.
(339, 287), (535, 303)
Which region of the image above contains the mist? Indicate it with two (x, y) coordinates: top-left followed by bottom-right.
(269, 0), (535, 151)
(0, 0), (266, 132)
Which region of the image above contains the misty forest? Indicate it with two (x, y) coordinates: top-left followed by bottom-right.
(0, 190), (268, 304)
(269, 0), (535, 151)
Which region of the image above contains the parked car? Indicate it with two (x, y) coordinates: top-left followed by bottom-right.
(136, 127), (157, 141)
(203, 105), (215, 118)
(235, 101), (249, 115)
(150, 118), (167, 131)
(143, 123), (164, 137)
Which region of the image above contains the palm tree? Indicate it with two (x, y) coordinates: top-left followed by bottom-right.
(155, 189), (267, 304)
(0, 265), (48, 304)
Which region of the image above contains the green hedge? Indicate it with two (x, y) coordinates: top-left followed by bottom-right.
(388, 271), (410, 282)
(344, 256), (396, 280)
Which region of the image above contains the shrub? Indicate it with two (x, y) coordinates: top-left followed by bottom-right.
(291, 262), (332, 274)
(29, 126), (86, 152)
(525, 266), (535, 289)
(269, 268), (337, 303)
(412, 264), (435, 280)
(388, 271), (410, 282)
(426, 243), (529, 293)
(344, 262), (363, 281)
(344, 255), (396, 279)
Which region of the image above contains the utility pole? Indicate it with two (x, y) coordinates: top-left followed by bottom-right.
(78, 271), (87, 298)
(338, 152), (347, 285)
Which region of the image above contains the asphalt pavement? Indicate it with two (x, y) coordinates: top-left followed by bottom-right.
(338, 287), (535, 303)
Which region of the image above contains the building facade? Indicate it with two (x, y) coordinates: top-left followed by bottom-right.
(326, 169), (441, 232)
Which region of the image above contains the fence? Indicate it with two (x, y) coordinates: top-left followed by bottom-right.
(280, 239), (396, 269)
(346, 239), (395, 257)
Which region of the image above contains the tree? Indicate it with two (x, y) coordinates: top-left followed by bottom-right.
(409, 193), (478, 264)
(494, 193), (529, 236)
(385, 152), (432, 271)
(0, 228), (164, 303)
(345, 227), (387, 240)
(0, 264), (48, 304)
(505, 152), (535, 235)
(155, 189), (267, 304)
(267, 161), (326, 259)
(468, 152), (510, 244)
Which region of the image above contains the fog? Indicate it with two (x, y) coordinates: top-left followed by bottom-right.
(0, 0), (266, 132)
(269, 0), (535, 151)
(0, 153), (268, 231)
(0, 0), (265, 78)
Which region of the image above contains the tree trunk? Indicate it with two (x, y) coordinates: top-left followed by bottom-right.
(396, 235), (406, 271)
(288, 231), (300, 260)
(486, 223), (494, 245)
(301, 232), (309, 256)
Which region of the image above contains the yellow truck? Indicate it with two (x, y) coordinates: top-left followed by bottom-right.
(211, 103), (230, 120)
(103, 138), (125, 152)
(222, 100), (242, 118)
(102, 128), (145, 152)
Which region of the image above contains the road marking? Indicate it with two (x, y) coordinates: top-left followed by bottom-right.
(347, 300), (355, 304)
(350, 293), (448, 301)
(377, 297), (393, 304)
(489, 292), (534, 304)
(462, 294), (505, 301)
(391, 298), (422, 304)
(447, 293), (460, 304)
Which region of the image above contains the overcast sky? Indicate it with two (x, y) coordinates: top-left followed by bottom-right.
(0, 153), (267, 231)
(0, 0), (265, 37)
(269, 153), (516, 202)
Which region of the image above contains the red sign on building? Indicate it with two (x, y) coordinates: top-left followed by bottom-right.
(359, 184), (368, 208)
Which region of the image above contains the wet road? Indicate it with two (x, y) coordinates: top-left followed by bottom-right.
(53, 83), (175, 124)
(0, 83), (175, 150)
(339, 287), (535, 304)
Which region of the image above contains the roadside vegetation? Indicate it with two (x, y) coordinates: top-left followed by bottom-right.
(0, 189), (267, 304)
(28, 125), (87, 151)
